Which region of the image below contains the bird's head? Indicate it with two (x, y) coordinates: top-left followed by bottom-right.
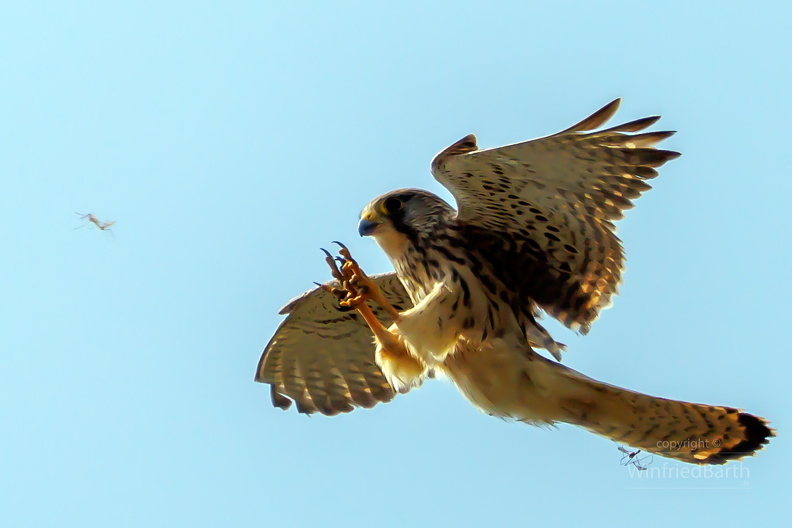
(358, 188), (455, 258)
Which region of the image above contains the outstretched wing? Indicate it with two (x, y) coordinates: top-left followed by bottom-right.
(256, 273), (413, 415)
(431, 99), (679, 333)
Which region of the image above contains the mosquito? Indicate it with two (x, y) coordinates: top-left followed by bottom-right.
(617, 445), (653, 471)
(632, 455), (653, 471)
(75, 213), (116, 231)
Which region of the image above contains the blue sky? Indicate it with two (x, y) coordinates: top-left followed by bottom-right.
(1, 2), (789, 526)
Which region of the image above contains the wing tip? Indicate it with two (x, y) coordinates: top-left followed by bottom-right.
(431, 134), (479, 172)
(264, 384), (397, 416)
(270, 387), (294, 410)
(559, 98), (622, 134)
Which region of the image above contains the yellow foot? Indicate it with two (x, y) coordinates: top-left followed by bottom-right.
(318, 242), (415, 377)
(319, 241), (401, 321)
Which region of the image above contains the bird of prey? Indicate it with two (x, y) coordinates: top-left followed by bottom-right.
(256, 99), (773, 465)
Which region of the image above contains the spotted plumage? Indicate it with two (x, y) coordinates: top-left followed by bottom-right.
(258, 273), (411, 415)
(257, 99), (773, 465)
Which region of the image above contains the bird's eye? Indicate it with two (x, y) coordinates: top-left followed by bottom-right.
(380, 197), (403, 215)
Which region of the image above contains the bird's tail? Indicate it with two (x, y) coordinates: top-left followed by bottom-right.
(441, 340), (773, 464)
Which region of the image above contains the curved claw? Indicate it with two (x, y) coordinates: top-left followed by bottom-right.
(332, 240), (348, 251)
(321, 248), (344, 281)
(315, 280), (352, 306)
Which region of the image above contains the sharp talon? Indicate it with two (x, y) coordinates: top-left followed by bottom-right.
(332, 241), (348, 250)
(321, 248), (344, 281)
(315, 281), (333, 292)
(335, 257), (345, 265)
(316, 280), (350, 302)
(336, 246), (353, 261)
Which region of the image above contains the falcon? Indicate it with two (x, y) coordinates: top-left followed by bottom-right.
(257, 99), (773, 465)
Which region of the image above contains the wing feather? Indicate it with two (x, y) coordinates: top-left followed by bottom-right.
(597, 115), (660, 134)
(556, 98), (622, 133)
(256, 273), (413, 415)
(431, 100), (679, 333)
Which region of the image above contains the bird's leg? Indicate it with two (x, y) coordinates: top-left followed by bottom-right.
(320, 243), (422, 382)
(319, 243), (401, 330)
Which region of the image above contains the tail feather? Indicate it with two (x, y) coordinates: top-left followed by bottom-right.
(442, 339), (774, 465)
(558, 375), (774, 464)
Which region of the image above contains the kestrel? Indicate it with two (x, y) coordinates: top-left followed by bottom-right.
(257, 99), (773, 465)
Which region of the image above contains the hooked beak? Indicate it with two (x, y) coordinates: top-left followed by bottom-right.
(358, 218), (381, 237)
